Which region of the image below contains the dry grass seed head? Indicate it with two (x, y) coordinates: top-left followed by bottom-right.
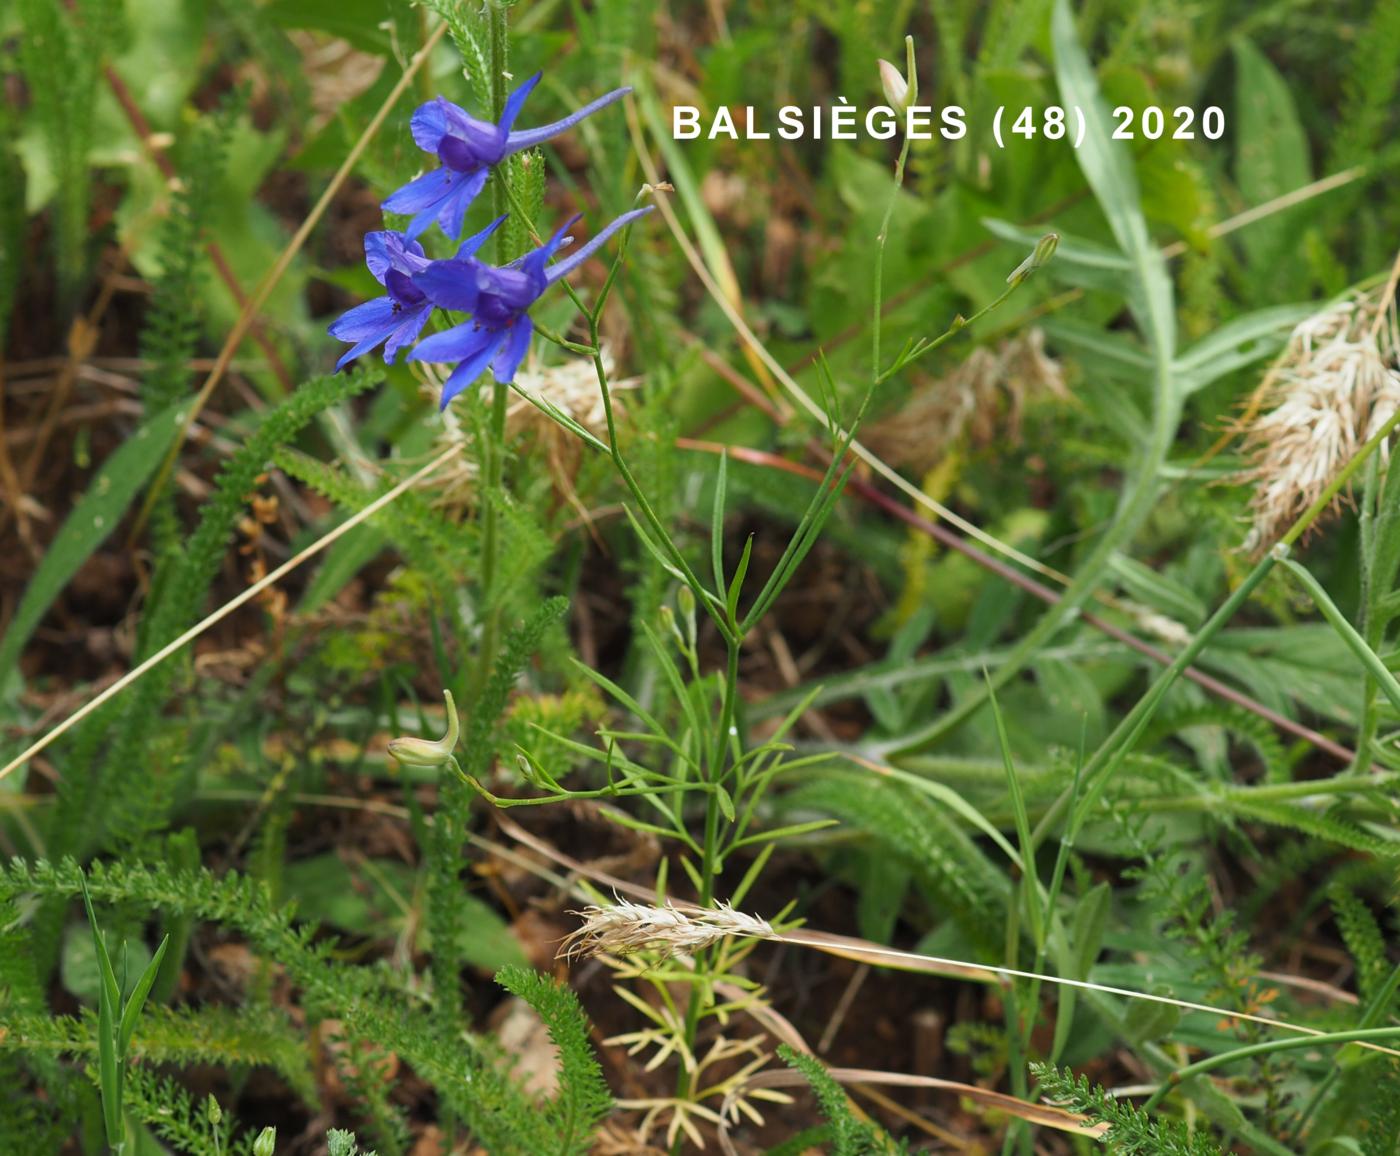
(864, 328), (1067, 473)
(1240, 288), (1400, 554)
(414, 347), (639, 520)
(561, 899), (776, 961)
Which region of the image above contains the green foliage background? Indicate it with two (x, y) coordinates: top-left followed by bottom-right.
(2, 0), (1400, 1152)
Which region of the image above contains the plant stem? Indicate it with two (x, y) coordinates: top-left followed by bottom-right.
(586, 317), (730, 642)
(871, 134), (912, 382)
(473, 2), (512, 704)
(1141, 1026), (1400, 1114)
(1034, 400), (1400, 845)
(672, 633), (742, 1134)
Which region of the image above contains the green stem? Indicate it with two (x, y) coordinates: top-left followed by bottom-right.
(1141, 1026), (1400, 1114)
(1033, 558), (1277, 844)
(1132, 773), (1398, 810)
(1279, 556), (1400, 711)
(473, 2), (512, 704)
(871, 134), (912, 382)
(1356, 456), (1380, 772)
(1290, 960), (1400, 1137)
(1033, 400), (1400, 845)
(587, 318), (731, 643)
(672, 636), (741, 1127)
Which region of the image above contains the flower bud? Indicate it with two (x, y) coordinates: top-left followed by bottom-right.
(675, 585), (698, 652)
(878, 36), (918, 115)
(253, 1128), (277, 1156)
(387, 689), (460, 769)
(1005, 232), (1060, 286)
(878, 60), (908, 112)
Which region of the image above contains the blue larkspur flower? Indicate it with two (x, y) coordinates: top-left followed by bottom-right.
(383, 75), (632, 240)
(409, 206), (654, 408)
(329, 218), (504, 370)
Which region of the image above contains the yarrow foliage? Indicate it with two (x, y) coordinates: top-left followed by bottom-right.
(329, 75), (648, 408)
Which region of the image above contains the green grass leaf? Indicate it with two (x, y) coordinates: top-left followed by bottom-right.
(0, 402), (184, 696)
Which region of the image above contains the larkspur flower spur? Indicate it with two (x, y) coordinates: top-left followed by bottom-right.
(329, 217), (503, 369)
(383, 74), (632, 240)
(409, 205), (653, 408)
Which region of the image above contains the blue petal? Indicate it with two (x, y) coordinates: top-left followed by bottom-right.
(410, 96), (465, 152)
(492, 318), (534, 384)
(436, 169), (489, 240)
(519, 215), (581, 282)
(544, 206), (654, 285)
(394, 233), (430, 273)
(383, 166), (458, 214)
(410, 319), (498, 365)
(334, 307), (403, 366)
(385, 267), (426, 307)
(455, 214), (508, 260)
(478, 265), (539, 313)
(363, 232), (396, 285)
(413, 260), (482, 312)
(382, 304), (433, 364)
(438, 134), (484, 172)
(329, 296), (398, 342)
(499, 72), (543, 135)
(439, 331), (507, 409)
(505, 85), (632, 152)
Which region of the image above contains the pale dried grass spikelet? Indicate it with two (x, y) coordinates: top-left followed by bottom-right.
(1239, 288), (1400, 554)
(414, 348), (640, 520)
(864, 328), (1068, 473)
(561, 899), (776, 960)
(510, 344), (640, 443)
(513, 347), (640, 521)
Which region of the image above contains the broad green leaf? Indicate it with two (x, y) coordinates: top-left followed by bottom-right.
(1041, 319), (1152, 380)
(0, 401), (184, 696)
(1232, 38), (1312, 279)
(1108, 552), (1207, 627)
(1052, 0), (1174, 362)
(1176, 303), (1313, 395)
(283, 854), (527, 971)
(1070, 882), (1111, 978)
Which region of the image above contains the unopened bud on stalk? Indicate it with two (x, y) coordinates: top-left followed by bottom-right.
(660, 603), (683, 649)
(387, 689), (460, 769)
(877, 35), (918, 115)
(1006, 232), (1060, 286)
(253, 1129), (276, 1156)
(676, 585), (698, 651)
